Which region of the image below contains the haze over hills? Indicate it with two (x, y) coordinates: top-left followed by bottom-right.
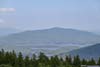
(92, 31), (100, 35)
(0, 28), (20, 37)
(0, 27), (100, 56)
(0, 27), (100, 45)
(67, 43), (100, 59)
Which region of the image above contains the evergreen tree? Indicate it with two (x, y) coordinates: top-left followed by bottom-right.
(17, 52), (25, 67)
(0, 49), (5, 64)
(87, 58), (96, 65)
(11, 50), (17, 67)
(50, 55), (60, 67)
(31, 54), (38, 67)
(5, 52), (10, 64)
(73, 55), (81, 67)
(65, 55), (72, 65)
(0, 49), (98, 67)
(81, 59), (87, 65)
(0, 64), (12, 67)
(38, 52), (49, 65)
(24, 56), (30, 67)
(97, 57), (100, 65)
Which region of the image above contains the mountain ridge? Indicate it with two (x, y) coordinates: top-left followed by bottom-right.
(0, 27), (100, 56)
(67, 43), (100, 59)
(0, 27), (100, 45)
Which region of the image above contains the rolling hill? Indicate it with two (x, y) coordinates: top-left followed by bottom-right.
(0, 27), (100, 56)
(67, 43), (100, 59)
(0, 27), (100, 45)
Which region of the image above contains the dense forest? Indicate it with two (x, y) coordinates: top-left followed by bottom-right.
(0, 49), (100, 67)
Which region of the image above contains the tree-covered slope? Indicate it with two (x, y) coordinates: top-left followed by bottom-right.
(0, 27), (100, 45)
(68, 43), (100, 59)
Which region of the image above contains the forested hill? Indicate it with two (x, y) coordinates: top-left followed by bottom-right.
(68, 43), (100, 59)
(0, 49), (99, 67)
(0, 27), (100, 46)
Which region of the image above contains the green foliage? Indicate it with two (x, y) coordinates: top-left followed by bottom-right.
(87, 58), (96, 65)
(0, 64), (12, 67)
(65, 55), (72, 65)
(81, 59), (87, 65)
(97, 57), (100, 65)
(0, 49), (98, 67)
(73, 55), (81, 67)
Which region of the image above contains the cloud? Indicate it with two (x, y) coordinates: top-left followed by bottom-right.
(0, 8), (16, 12)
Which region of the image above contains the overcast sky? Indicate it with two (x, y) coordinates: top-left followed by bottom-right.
(0, 0), (100, 31)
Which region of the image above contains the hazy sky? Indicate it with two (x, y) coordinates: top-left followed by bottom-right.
(0, 0), (100, 31)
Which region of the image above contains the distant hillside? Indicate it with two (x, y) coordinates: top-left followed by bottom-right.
(0, 28), (20, 37)
(67, 43), (100, 59)
(0, 27), (100, 56)
(0, 27), (100, 45)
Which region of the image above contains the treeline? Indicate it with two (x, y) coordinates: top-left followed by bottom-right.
(0, 49), (100, 67)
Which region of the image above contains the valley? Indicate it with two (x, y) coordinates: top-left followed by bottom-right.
(0, 27), (99, 58)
